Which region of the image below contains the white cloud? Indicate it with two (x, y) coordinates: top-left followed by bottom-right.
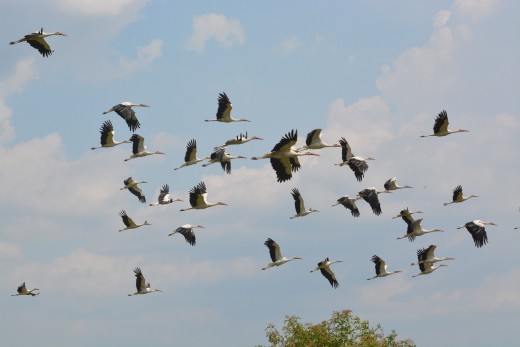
(454, 0), (501, 19)
(0, 242), (22, 259)
(279, 36), (303, 55)
(52, 0), (149, 17)
(118, 39), (163, 76)
(186, 13), (245, 52)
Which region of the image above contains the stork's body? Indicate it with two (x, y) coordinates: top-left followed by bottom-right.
(412, 258), (447, 277)
(221, 132), (263, 146)
(444, 185), (478, 206)
(103, 102), (149, 132)
(457, 220), (496, 248)
(411, 245), (454, 266)
(174, 139), (209, 170)
(205, 92), (250, 122)
(310, 258), (343, 288)
(332, 195), (361, 217)
(367, 255), (402, 280)
(384, 177), (412, 191)
(392, 208), (423, 226)
(118, 210), (151, 231)
(149, 184), (182, 206)
(91, 120), (131, 150)
(336, 138), (374, 182)
(120, 177), (146, 203)
(262, 238), (302, 270)
(297, 128), (340, 151)
(202, 146), (247, 174)
(125, 134), (164, 161)
(397, 218), (443, 241)
(11, 282), (39, 297)
(357, 187), (390, 216)
(290, 188), (319, 219)
(10, 28), (66, 57)
(180, 182), (228, 211)
(421, 110), (469, 137)
(128, 267), (161, 296)
(169, 224), (205, 246)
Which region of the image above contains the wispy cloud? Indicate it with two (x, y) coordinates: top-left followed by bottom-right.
(278, 36), (303, 55)
(52, 0), (149, 17)
(454, 0), (502, 20)
(118, 39), (163, 76)
(186, 13), (245, 52)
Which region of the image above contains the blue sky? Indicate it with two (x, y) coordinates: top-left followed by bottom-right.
(1, 1), (519, 346)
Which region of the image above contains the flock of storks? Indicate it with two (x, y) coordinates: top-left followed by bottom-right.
(8, 27), (516, 298)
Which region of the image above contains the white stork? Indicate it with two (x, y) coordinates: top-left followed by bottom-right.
(205, 92), (250, 123)
(444, 185), (478, 206)
(335, 137), (374, 182)
(421, 110), (469, 137)
(332, 195), (361, 217)
(149, 184), (182, 206)
(124, 134), (164, 161)
(11, 282), (39, 297)
(180, 182), (228, 211)
(412, 255), (448, 277)
(262, 238), (302, 270)
(410, 245), (454, 266)
(357, 187), (390, 216)
(396, 218), (444, 241)
(120, 177), (146, 203)
(367, 255), (402, 280)
(384, 177), (412, 191)
(457, 220), (496, 248)
(392, 208), (423, 226)
(251, 129), (319, 182)
(103, 102), (149, 132)
(10, 28), (66, 57)
(118, 210), (151, 231)
(220, 132), (263, 146)
(168, 224), (205, 246)
(296, 128), (340, 151)
(128, 267), (161, 296)
(91, 120), (130, 150)
(174, 139), (210, 170)
(310, 258), (343, 288)
(290, 188), (319, 219)
(202, 146), (247, 174)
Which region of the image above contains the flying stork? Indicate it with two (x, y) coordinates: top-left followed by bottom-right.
(357, 187), (390, 216)
(392, 208), (423, 225)
(168, 224), (205, 246)
(412, 253), (448, 277)
(174, 139), (210, 170)
(457, 220), (497, 248)
(444, 185), (478, 206)
(262, 238), (302, 270)
(202, 146), (247, 174)
(384, 177), (412, 191)
(421, 110), (469, 137)
(11, 282), (39, 297)
(180, 182), (228, 211)
(220, 132), (263, 146)
(332, 195), (361, 217)
(251, 129), (319, 182)
(128, 267), (162, 296)
(120, 177), (146, 203)
(10, 28), (66, 57)
(118, 210), (151, 231)
(205, 92), (250, 123)
(410, 245), (454, 266)
(396, 218), (444, 241)
(290, 188), (319, 219)
(103, 102), (149, 132)
(296, 128), (340, 151)
(91, 120), (131, 150)
(149, 184), (182, 206)
(367, 255), (402, 280)
(335, 137), (374, 182)
(310, 258), (343, 288)
(124, 134), (164, 161)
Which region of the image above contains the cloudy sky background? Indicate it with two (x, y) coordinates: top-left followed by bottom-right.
(1, 1), (519, 346)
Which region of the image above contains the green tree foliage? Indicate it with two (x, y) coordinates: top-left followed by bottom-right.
(258, 310), (415, 347)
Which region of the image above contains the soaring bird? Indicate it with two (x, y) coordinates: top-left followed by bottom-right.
(262, 238), (302, 270)
(205, 92), (250, 122)
(174, 139), (210, 170)
(103, 102), (149, 132)
(202, 146), (247, 174)
(120, 177), (146, 203)
(396, 218), (444, 241)
(457, 220), (497, 248)
(168, 224), (205, 246)
(180, 182), (228, 211)
(296, 128), (341, 151)
(332, 195), (361, 217)
(220, 132), (263, 146)
(444, 185), (478, 206)
(367, 255), (402, 280)
(310, 258), (343, 288)
(11, 282), (39, 297)
(335, 137), (374, 182)
(149, 184), (182, 206)
(357, 187), (390, 216)
(392, 208), (423, 226)
(91, 120), (131, 150)
(251, 129), (319, 182)
(412, 255), (448, 277)
(384, 177), (412, 191)
(10, 28), (66, 57)
(290, 188), (319, 219)
(118, 210), (151, 231)
(128, 267), (162, 296)
(410, 245), (454, 266)
(421, 110), (469, 137)
(124, 134), (164, 161)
